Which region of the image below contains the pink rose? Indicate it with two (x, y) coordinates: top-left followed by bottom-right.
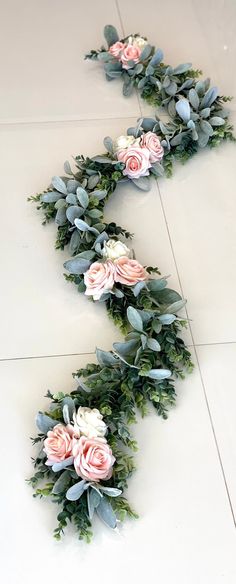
(140, 131), (164, 163)
(109, 41), (125, 58)
(114, 256), (147, 286)
(117, 146), (151, 179)
(44, 424), (76, 464)
(73, 436), (115, 481)
(121, 44), (141, 69)
(84, 260), (116, 300)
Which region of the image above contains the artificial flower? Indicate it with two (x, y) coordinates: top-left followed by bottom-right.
(102, 238), (130, 261)
(117, 146), (151, 179)
(140, 131), (164, 163)
(73, 436), (115, 481)
(113, 134), (137, 152)
(73, 407), (107, 439)
(121, 44), (141, 69)
(44, 424), (76, 464)
(109, 41), (125, 58)
(84, 260), (116, 300)
(114, 256), (147, 286)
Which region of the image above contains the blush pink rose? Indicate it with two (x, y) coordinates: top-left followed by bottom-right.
(73, 436), (115, 481)
(109, 41), (125, 58)
(44, 424), (76, 464)
(84, 260), (116, 300)
(140, 131), (164, 163)
(121, 44), (141, 69)
(114, 256), (147, 286)
(117, 146), (151, 179)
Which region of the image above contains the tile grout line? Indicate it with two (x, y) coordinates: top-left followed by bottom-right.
(0, 115), (140, 128)
(156, 179), (236, 528)
(115, 0), (143, 118)
(0, 351), (95, 363)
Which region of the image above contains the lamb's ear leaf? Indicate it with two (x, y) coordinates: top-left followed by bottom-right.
(96, 348), (118, 367)
(66, 480), (87, 501)
(96, 496), (117, 529)
(52, 471), (71, 495)
(127, 306), (143, 332)
(36, 413), (58, 433)
(146, 368), (172, 380)
(104, 25), (119, 47)
(87, 488), (101, 521)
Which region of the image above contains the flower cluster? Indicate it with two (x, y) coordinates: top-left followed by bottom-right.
(44, 407), (115, 482)
(84, 238), (147, 300)
(109, 35), (147, 69)
(114, 131), (164, 179)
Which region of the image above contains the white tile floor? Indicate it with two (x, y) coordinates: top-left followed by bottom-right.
(0, 1), (236, 582)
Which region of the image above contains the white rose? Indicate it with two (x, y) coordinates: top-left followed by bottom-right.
(114, 135), (137, 152)
(102, 239), (130, 261)
(73, 407), (107, 439)
(132, 36), (147, 50)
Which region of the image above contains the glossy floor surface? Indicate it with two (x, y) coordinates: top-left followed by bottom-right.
(1, 1), (236, 582)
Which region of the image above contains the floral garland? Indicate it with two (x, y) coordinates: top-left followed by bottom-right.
(86, 25), (235, 172)
(28, 129), (194, 541)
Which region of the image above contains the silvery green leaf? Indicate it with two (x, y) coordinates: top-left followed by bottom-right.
(113, 339), (139, 358)
(168, 99), (176, 118)
(52, 470), (71, 495)
(150, 48), (163, 66)
(131, 177), (150, 191)
(62, 404), (70, 425)
(106, 70), (122, 79)
(52, 456), (74, 472)
(192, 129), (199, 141)
(41, 191), (63, 203)
(87, 488), (101, 520)
(55, 208), (67, 226)
(188, 88), (199, 109)
(133, 281), (147, 297)
(146, 368), (172, 380)
(74, 218), (99, 235)
(190, 112), (199, 121)
(156, 288), (182, 304)
(200, 107), (210, 119)
(94, 231), (108, 247)
(97, 51), (112, 62)
(105, 61), (122, 72)
(147, 278), (167, 292)
(123, 80), (133, 96)
(137, 309), (153, 324)
(96, 348), (118, 367)
(200, 86), (218, 108)
(140, 117), (156, 131)
(166, 299), (186, 313)
(141, 334), (147, 349)
(170, 132), (186, 146)
(179, 79), (194, 90)
(127, 306), (143, 332)
(76, 187), (89, 208)
(92, 189), (107, 200)
(176, 99), (190, 123)
(66, 480), (87, 501)
(158, 314), (176, 325)
(114, 289), (124, 298)
(152, 320), (162, 334)
(36, 413), (58, 433)
(91, 156), (111, 164)
(63, 256), (91, 275)
(86, 209), (103, 219)
(163, 75), (170, 88)
(76, 250), (95, 260)
(140, 44), (152, 61)
(67, 179), (81, 193)
(173, 62), (191, 74)
(145, 64), (154, 76)
(138, 77), (147, 89)
(197, 131), (210, 148)
(66, 193), (77, 204)
(147, 338), (161, 351)
(151, 162), (164, 176)
(62, 396), (75, 419)
(215, 108), (229, 119)
(159, 121), (171, 135)
(200, 120), (214, 136)
(96, 496), (117, 529)
(165, 81), (177, 96)
(64, 161), (73, 175)
(187, 120), (195, 130)
(88, 175), (100, 190)
(51, 176), (67, 195)
(104, 24), (119, 47)
(103, 136), (113, 153)
(99, 487), (122, 497)
(66, 205), (84, 224)
(195, 80), (205, 95)
(209, 116), (225, 126)
(133, 63), (143, 74)
(69, 229), (80, 254)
